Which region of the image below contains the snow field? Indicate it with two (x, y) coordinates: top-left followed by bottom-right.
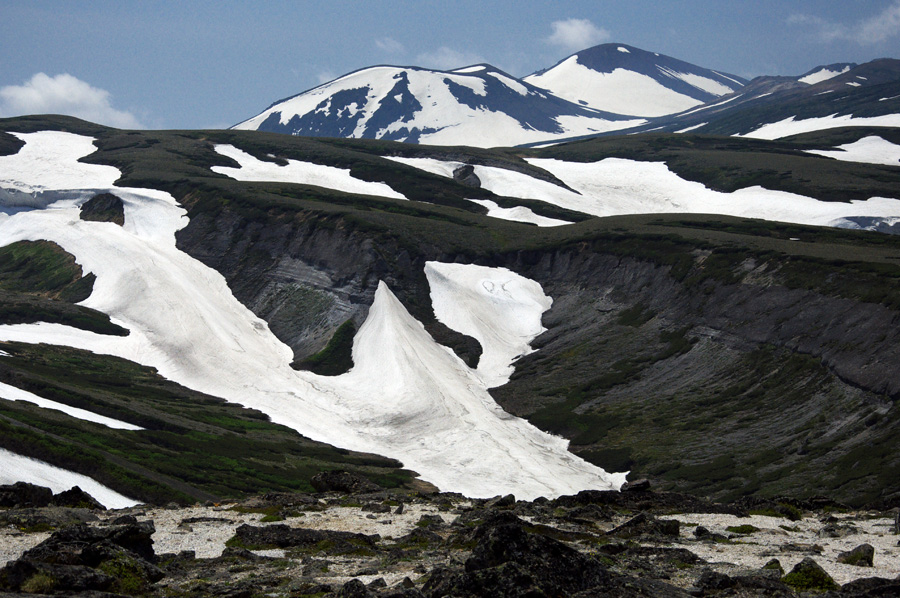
(0, 448), (138, 508)
(385, 156), (570, 227)
(211, 144), (406, 199)
(424, 262), (552, 388)
(805, 135), (900, 166)
(525, 57), (709, 117)
(0, 131), (626, 500)
(0, 381), (143, 430)
(390, 153), (900, 229)
(798, 66), (851, 85)
(739, 114), (900, 140)
(467, 199), (571, 227)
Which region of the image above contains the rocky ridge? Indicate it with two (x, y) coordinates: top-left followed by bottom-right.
(2, 478), (900, 597)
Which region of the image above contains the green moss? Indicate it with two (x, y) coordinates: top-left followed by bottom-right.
(20, 572), (57, 594)
(99, 554), (151, 594)
(782, 565), (840, 592)
(294, 319), (356, 376)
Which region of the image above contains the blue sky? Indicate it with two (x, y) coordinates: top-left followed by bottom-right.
(2, 0), (899, 129)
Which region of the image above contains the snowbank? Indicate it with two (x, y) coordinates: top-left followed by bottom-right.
(0, 447), (138, 509)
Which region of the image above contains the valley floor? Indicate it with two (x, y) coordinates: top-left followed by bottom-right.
(2, 481), (899, 597)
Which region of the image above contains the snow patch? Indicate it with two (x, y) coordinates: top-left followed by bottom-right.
(675, 122), (707, 133)
(805, 136), (900, 166)
(798, 65), (851, 85)
(425, 263), (551, 388)
(0, 447), (138, 508)
(617, 47), (630, 53)
(738, 114), (900, 140)
(212, 144), (406, 199)
(0, 381), (143, 430)
(468, 199), (571, 227)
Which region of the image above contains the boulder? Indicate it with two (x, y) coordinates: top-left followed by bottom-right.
(231, 523), (377, 553)
(51, 486), (105, 510)
(310, 470), (381, 494)
(0, 482), (53, 508)
(780, 557), (839, 592)
(607, 512), (680, 539)
(837, 543), (875, 567)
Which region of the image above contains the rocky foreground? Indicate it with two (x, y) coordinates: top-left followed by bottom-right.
(1, 474), (900, 597)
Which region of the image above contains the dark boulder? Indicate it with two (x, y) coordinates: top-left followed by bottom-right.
(607, 512), (680, 539)
(780, 557), (839, 592)
(837, 543), (875, 567)
(80, 192), (125, 226)
(0, 482), (53, 508)
(310, 470), (381, 494)
(452, 164), (481, 188)
(51, 486), (105, 510)
(231, 523), (377, 554)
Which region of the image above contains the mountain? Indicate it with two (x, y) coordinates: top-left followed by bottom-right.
(232, 64), (644, 148)
(601, 59), (900, 140)
(1, 115), (900, 508)
(523, 43), (747, 117)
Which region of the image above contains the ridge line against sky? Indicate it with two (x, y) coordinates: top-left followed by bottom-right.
(1, 0), (899, 130)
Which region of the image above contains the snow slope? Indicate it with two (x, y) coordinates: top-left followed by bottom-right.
(0, 131), (625, 500)
(392, 154), (900, 229)
(0, 447), (138, 509)
(385, 156), (570, 227)
(0, 381), (143, 430)
(424, 262), (551, 388)
(233, 65), (644, 148)
(804, 136), (900, 166)
(739, 114), (900, 140)
(212, 144), (406, 199)
(525, 44), (745, 118)
(798, 64), (853, 85)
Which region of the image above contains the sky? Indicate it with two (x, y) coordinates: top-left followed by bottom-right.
(1, 0), (900, 130)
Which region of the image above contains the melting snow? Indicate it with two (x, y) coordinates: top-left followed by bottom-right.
(0, 131), (625, 500)
(0, 447), (138, 508)
(0, 381), (143, 430)
(738, 114), (900, 140)
(212, 145), (406, 199)
(805, 136), (900, 166)
(468, 199), (571, 227)
(675, 122), (708, 133)
(798, 65), (851, 85)
(526, 60), (703, 117)
(388, 154), (900, 227)
(425, 262), (551, 389)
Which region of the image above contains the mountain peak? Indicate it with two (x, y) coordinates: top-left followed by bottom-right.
(523, 43), (747, 118)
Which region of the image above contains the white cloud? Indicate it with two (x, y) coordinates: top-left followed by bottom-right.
(0, 73), (143, 129)
(415, 47), (485, 71)
(545, 18), (610, 53)
(789, 1), (900, 44)
(317, 70), (338, 84)
(375, 37), (405, 54)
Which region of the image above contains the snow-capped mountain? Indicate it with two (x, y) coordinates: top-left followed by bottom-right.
(588, 59), (900, 140)
(232, 64), (643, 148)
(523, 43), (747, 117)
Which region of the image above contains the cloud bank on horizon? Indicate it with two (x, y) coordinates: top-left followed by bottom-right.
(0, 73), (143, 129)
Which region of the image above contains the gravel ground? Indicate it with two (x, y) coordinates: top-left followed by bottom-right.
(668, 512), (900, 584)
